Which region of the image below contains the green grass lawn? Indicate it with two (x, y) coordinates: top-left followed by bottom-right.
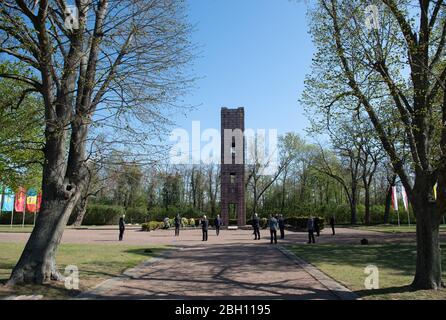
(0, 243), (164, 299)
(351, 224), (446, 234)
(288, 243), (446, 300)
(0, 225), (142, 233)
(0, 225), (35, 233)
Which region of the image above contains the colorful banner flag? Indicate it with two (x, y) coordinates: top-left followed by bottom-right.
(26, 188), (38, 213)
(401, 187), (409, 212)
(15, 187), (26, 213)
(1, 187), (15, 212)
(36, 192), (42, 213)
(391, 186), (399, 211)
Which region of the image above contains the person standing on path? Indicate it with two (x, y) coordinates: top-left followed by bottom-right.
(314, 217), (320, 237)
(278, 214), (285, 239)
(269, 215), (278, 244)
(214, 214), (222, 236)
(252, 213), (261, 240)
(174, 214), (181, 237)
(307, 216), (316, 244)
(119, 217), (125, 241)
(201, 215), (209, 241)
(330, 216), (336, 235)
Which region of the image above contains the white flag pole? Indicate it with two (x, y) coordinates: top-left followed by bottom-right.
(392, 186), (400, 227)
(10, 207), (14, 229)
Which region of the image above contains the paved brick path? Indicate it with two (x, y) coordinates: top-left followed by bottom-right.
(80, 242), (343, 300)
(4, 226), (440, 300)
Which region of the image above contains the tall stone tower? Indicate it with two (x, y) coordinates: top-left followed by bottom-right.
(220, 107), (246, 227)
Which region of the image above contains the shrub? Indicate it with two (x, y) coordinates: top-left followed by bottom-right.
(284, 216), (325, 231)
(82, 204), (124, 225)
(141, 221), (163, 231)
(125, 207), (148, 224)
(181, 217), (189, 227)
(260, 218), (268, 229)
(189, 218), (195, 227)
(228, 219), (238, 226)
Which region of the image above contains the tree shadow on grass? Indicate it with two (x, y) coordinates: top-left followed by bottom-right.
(288, 244), (425, 275)
(354, 285), (415, 298)
(123, 246), (171, 258)
(0, 279), (81, 299)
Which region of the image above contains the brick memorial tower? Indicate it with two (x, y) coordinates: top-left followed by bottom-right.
(220, 107), (246, 227)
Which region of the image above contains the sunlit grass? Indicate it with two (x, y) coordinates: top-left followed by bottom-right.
(352, 224), (446, 234)
(288, 243), (446, 300)
(0, 242), (164, 299)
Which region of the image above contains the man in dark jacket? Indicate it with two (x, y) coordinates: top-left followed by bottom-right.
(314, 217), (321, 237)
(201, 215), (209, 241)
(214, 214), (222, 236)
(252, 213), (261, 240)
(174, 214), (181, 237)
(269, 215), (278, 244)
(307, 216), (316, 244)
(119, 217), (125, 241)
(278, 214), (285, 239)
(330, 216), (336, 235)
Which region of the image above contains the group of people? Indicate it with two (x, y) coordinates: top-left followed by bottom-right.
(118, 213), (337, 243)
(174, 213), (223, 241)
(252, 213), (286, 244)
(307, 215), (336, 243)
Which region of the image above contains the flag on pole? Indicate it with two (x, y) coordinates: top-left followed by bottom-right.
(1, 187), (15, 212)
(391, 186), (399, 211)
(433, 183), (438, 200)
(15, 187), (26, 213)
(401, 187), (409, 212)
(26, 188), (38, 212)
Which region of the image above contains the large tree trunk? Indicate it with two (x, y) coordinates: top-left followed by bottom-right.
(364, 186), (371, 225)
(280, 170), (287, 215)
(384, 175), (397, 224)
(7, 196), (80, 285)
(412, 199), (443, 289)
(350, 186), (357, 225)
(350, 201), (357, 225)
(8, 109), (89, 285)
(384, 186), (392, 224)
(72, 196), (88, 227)
(7, 133), (82, 284)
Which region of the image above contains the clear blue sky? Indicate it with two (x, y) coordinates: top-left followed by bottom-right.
(174, 0), (314, 138)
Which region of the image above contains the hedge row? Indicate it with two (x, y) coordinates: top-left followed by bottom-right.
(0, 212), (35, 225)
(314, 204), (415, 225)
(141, 218), (198, 232)
(82, 204), (124, 225)
(284, 217), (325, 231)
(74, 203), (415, 226)
(141, 221), (164, 231)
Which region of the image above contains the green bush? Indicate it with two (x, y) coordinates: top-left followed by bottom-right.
(82, 204), (124, 225)
(181, 217), (189, 227)
(141, 221), (163, 231)
(125, 207), (148, 224)
(0, 211), (34, 225)
(260, 218), (268, 229)
(189, 218), (196, 227)
(228, 219), (238, 226)
(284, 216), (325, 231)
